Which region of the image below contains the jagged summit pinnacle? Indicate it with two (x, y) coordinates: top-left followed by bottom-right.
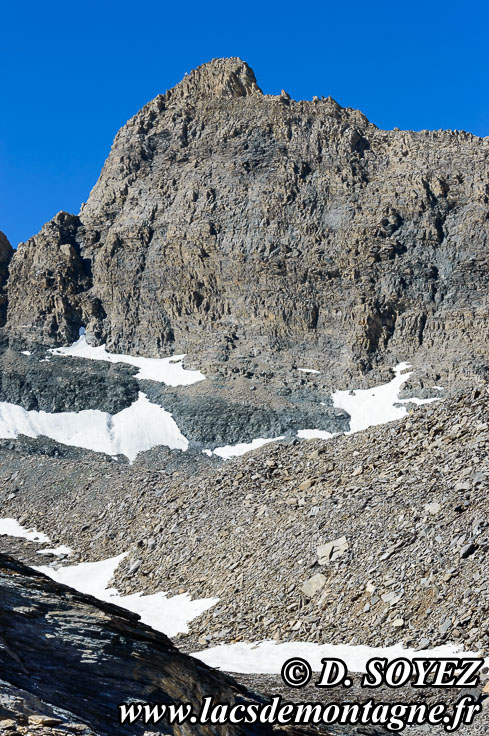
(168, 57), (262, 99)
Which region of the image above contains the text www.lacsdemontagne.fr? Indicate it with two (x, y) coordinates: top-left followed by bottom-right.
(119, 694), (482, 732)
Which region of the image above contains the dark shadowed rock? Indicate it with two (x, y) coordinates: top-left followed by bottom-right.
(0, 554), (337, 736)
(0, 232), (13, 327)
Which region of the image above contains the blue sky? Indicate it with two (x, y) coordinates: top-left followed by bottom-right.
(1, 0), (488, 247)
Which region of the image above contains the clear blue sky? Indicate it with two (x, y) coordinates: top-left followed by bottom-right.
(1, 0), (488, 248)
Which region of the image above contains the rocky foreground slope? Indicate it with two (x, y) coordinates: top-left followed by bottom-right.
(1, 387), (488, 657)
(1, 554), (339, 736)
(1, 57), (489, 391)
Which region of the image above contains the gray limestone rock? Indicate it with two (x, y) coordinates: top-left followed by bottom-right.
(2, 58), (489, 391)
(0, 554), (322, 736)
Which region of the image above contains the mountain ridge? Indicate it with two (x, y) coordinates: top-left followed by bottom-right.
(1, 60), (489, 733)
(2, 58), (489, 393)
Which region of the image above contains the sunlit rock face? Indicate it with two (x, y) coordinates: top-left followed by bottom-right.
(0, 231), (13, 327)
(4, 57), (489, 389)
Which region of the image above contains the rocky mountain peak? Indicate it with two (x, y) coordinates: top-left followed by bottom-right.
(168, 57), (262, 100)
(3, 59), (489, 391)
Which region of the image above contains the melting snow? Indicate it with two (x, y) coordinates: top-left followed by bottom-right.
(205, 362), (440, 456)
(0, 392), (188, 462)
(209, 436), (285, 459)
(297, 429), (335, 440)
(35, 554), (217, 638)
(0, 517), (51, 543)
(332, 362), (440, 434)
(37, 545), (73, 556)
(192, 639), (486, 674)
(50, 334), (205, 386)
(5, 516), (479, 674)
(0, 362), (455, 673)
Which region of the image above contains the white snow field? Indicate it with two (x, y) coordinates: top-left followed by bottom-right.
(36, 545), (73, 556)
(0, 517), (51, 543)
(209, 436), (285, 459)
(50, 332), (205, 386)
(331, 362), (440, 434)
(192, 639), (486, 674)
(0, 392), (188, 462)
(0, 360), (442, 462)
(297, 429), (336, 441)
(35, 554), (218, 638)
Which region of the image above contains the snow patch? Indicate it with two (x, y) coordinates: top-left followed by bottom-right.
(0, 518), (51, 543)
(37, 545), (73, 556)
(332, 363), (439, 434)
(0, 392), (188, 462)
(297, 429), (335, 441)
(7, 516), (480, 675)
(35, 554), (217, 638)
(210, 436), (285, 459)
(50, 335), (205, 386)
(21, 350), (31, 356)
(192, 639), (486, 675)
(204, 363), (438, 458)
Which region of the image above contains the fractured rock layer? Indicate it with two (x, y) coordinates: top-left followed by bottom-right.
(0, 554), (328, 736)
(3, 58), (489, 388)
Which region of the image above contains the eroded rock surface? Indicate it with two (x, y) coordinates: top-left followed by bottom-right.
(3, 58), (489, 389)
(0, 232), (13, 327)
(0, 554), (336, 736)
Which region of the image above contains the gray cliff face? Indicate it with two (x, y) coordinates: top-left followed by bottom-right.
(6, 213), (100, 347)
(0, 347), (139, 414)
(4, 58), (489, 387)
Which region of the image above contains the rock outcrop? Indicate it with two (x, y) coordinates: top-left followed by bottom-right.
(3, 58), (489, 388)
(0, 554), (329, 736)
(5, 213), (99, 348)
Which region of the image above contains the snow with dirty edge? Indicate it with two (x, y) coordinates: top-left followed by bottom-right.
(207, 436), (285, 459)
(0, 359), (441, 461)
(3, 517), (482, 674)
(34, 553), (217, 638)
(331, 362), (439, 434)
(0, 392), (187, 462)
(192, 639), (486, 674)
(50, 332), (205, 386)
(0, 517), (51, 543)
